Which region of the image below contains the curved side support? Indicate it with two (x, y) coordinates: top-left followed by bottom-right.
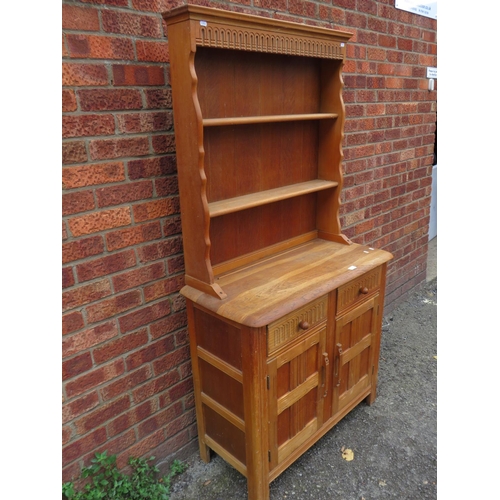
(189, 50), (217, 285)
(316, 58), (350, 244)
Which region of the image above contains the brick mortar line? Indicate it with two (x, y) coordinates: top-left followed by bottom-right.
(62, 129), (174, 142)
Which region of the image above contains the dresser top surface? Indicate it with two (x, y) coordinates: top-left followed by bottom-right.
(181, 239), (392, 327)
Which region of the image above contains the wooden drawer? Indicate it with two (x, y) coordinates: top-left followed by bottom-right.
(267, 295), (328, 355)
(336, 266), (382, 314)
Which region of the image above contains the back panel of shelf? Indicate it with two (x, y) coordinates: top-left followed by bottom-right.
(193, 45), (345, 277)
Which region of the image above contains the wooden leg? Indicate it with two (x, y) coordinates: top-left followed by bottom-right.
(241, 326), (270, 500)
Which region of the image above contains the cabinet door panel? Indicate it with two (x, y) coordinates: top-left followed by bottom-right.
(334, 295), (379, 413)
(268, 325), (327, 468)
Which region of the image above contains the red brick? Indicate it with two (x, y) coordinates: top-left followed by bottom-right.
(102, 10), (163, 38)
(106, 221), (162, 251)
(96, 180), (153, 208)
(143, 275), (184, 302)
(78, 89), (142, 112)
(152, 133), (176, 154)
(63, 352), (92, 380)
(90, 429), (136, 465)
(62, 321), (118, 357)
(107, 400), (155, 437)
(63, 428), (107, 467)
(62, 190), (95, 216)
(68, 207), (131, 237)
(62, 392), (100, 424)
(63, 311), (85, 335)
(100, 366), (152, 401)
(118, 300), (171, 334)
(76, 249), (136, 282)
(165, 408), (196, 437)
(288, 0), (316, 17)
(117, 112), (173, 134)
(128, 156), (176, 179)
(133, 198), (180, 222)
(63, 267), (75, 289)
(116, 429), (164, 469)
(112, 262), (166, 292)
(62, 235), (105, 264)
(93, 330), (149, 364)
(63, 162), (125, 189)
(131, 0), (163, 12)
(136, 40), (169, 62)
(79, 0), (128, 5)
(126, 336), (176, 371)
(112, 65), (165, 86)
(65, 359), (125, 399)
(62, 114), (115, 138)
(89, 137), (149, 160)
(62, 4), (100, 31)
(144, 88), (172, 109)
(66, 34), (134, 60)
(163, 216), (182, 236)
(152, 345), (190, 377)
(132, 370), (180, 404)
(345, 11), (366, 28)
(75, 395), (131, 434)
(167, 255), (184, 274)
(63, 426), (72, 446)
(63, 141), (87, 164)
(138, 236), (183, 263)
(62, 63), (108, 86)
(318, 5), (345, 23)
(137, 401), (183, 439)
(155, 176), (179, 196)
(162, 378), (194, 408)
(63, 89), (77, 112)
(86, 290), (142, 324)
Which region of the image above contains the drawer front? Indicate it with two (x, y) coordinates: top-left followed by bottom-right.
(336, 267), (381, 314)
(267, 295), (328, 355)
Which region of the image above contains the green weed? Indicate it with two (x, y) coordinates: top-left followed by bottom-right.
(62, 451), (186, 500)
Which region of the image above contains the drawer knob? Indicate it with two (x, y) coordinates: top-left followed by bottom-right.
(298, 320), (310, 330)
(360, 287), (369, 294)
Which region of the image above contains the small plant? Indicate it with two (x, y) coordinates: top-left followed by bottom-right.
(62, 451), (187, 500)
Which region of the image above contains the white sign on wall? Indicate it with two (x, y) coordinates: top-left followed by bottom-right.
(395, 1), (437, 20)
(426, 67), (437, 79)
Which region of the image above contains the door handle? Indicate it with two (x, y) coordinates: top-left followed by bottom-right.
(335, 343), (343, 387)
(321, 352), (329, 398)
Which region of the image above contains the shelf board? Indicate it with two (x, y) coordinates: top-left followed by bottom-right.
(208, 179), (338, 218)
(203, 113), (338, 127)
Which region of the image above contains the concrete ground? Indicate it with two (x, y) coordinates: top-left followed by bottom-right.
(169, 238), (437, 500)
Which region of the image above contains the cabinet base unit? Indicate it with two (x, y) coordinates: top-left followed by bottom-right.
(182, 240), (392, 500)
(162, 5), (393, 500)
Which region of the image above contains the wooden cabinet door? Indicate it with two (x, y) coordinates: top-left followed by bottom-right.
(333, 294), (380, 414)
(267, 325), (327, 470)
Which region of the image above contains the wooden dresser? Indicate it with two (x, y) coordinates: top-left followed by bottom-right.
(163, 6), (393, 499)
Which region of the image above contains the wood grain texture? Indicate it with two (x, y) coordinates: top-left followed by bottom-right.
(182, 240), (392, 327)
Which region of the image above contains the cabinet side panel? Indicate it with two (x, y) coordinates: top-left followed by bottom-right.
(168, 22), (214, 284)
(204, 405), (247, 465)
(199, 358), (244, 419)
(194, 307), (242, 370)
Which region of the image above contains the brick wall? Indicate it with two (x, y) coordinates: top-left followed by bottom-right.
(62, 0), (436, 482)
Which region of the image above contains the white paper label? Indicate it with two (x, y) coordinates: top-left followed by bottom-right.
(200, 20), (207, 27)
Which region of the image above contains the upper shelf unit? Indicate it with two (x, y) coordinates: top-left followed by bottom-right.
(163, 5), (353, 299)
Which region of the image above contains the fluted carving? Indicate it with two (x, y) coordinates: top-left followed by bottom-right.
(196, 24), (344, 59)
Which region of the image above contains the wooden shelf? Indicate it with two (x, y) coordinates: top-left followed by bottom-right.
(203, 113), (338, 127)
(208, 179), (338, 218)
